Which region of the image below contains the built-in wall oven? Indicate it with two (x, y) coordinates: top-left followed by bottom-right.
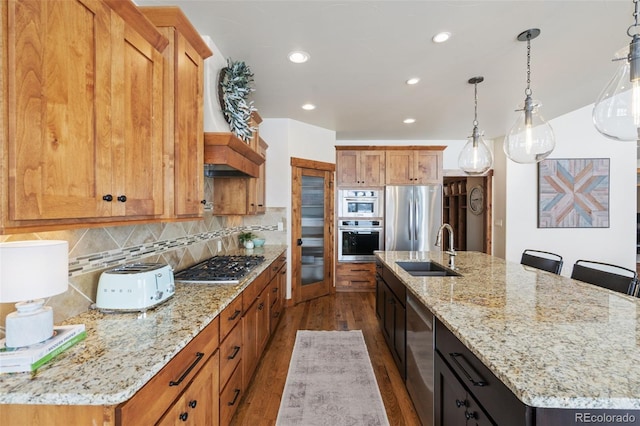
(338, 220), (384, 262)
(338, 189), (383, 218)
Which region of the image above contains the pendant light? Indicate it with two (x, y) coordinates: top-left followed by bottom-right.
(458, 76), (492, 175)
(504, 29), (555, 164)
(593, 0), (640, 141)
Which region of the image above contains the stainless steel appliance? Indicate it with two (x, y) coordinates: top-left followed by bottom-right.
(174, 255), (265, 284)
(338, 220), (383, 262)
(406, 293), (435, 426)
(338, 189), (383, 218)
(96, 263), (175, 312)
(385, 185), (442, 251)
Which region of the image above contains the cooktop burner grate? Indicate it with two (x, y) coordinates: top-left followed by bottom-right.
(174, 255), (265, 284)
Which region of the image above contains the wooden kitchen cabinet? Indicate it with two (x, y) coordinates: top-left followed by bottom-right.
(335, 262), (376, 292)
(248, 137), (268, 214)
(157, 351), (219, 426)
(139, 7), (213, 220)
(336, 149), (386, 187)
(377, 263), (406, 380)
(385, 148), (444, 185)
(1, 0), (168, 233)
(269, 254), (287, 334)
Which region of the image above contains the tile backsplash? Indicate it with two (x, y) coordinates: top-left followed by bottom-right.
(0, 207), (287, 334)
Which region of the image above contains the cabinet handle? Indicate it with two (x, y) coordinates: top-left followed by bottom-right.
(465, 411), (478, 420)
(201, 199), (207, 205)
(189, 400), (197, 409)
(258, 302), (265, 311)
(455, 399), (468, 408)
(228, 346), (241, 360)
(179, 412), (188, 421)
(273, 287), (278, 293)
(229, 309), (241, 321)
(117, 195), (127, 202)
(228, 389), (241, 406)
(449, 352), (488, 387)
(102, 194), (113, 202)
(352, 269), (369, 272)
(169, 352), (204, 386)
(388, 298), (395, 305)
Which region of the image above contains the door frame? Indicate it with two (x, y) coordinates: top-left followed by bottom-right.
(290, 157), (335, 304)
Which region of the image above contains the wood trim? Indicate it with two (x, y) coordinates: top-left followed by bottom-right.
(103, 0), (169, 52)
(335, 145), (447, 152)
(138, 6), (213, 58)
(290, 157), (335, 172)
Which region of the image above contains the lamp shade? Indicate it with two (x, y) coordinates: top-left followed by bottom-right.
(0, 240), (69, 303)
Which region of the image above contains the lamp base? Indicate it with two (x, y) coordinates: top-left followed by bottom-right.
(5, 299), (54, 348)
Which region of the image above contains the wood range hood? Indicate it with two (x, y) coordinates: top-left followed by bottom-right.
(204, 132), (265, 178)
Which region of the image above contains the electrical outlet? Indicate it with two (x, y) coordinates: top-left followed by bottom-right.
(277, 222), (284, 231)
(217, 240), (222, 251)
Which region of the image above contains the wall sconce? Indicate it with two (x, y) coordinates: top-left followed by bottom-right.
(0, 240), (69, 348)
(458, 76), (492, 175)
(593, 0), (640, 141)
(504, 28), (556, 163)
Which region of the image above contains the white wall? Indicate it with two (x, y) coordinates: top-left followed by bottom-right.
(504, 104), (637, 275)
(201, 36), (231, 133)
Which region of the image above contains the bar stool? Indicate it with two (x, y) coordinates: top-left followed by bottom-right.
(520, 249), (563, 275)
(570, 260), (638, 297)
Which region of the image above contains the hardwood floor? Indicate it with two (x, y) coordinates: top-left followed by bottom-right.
(230, 292), (421, 426)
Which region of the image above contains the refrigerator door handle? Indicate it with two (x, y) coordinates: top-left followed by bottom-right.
(408, 197), (413, 241)
(414, 193), (420, 241)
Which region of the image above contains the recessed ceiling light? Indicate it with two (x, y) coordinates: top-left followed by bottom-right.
(288, 51), (310, 63)
(406, 77), (420, 85)
(302, 103), (316, 110)
(403, 118), (416, 124)
(432, 32), (451, 43)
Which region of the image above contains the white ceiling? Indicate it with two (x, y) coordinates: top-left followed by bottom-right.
(135, 0), (632, 142)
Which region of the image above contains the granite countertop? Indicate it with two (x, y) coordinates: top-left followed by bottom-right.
(376, 250), (640, 410)
(0, 245), (287, 406)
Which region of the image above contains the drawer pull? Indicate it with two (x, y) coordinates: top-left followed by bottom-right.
(228, 345), (241, 360)
(169, 352), (204, 387)
(455, 399), (468, 408)
(229, 309), (241, 321)
(228, 389), (241, 406)
(189, 400), (197, 409)
(352, 269), (369, 272)
(272, 287), (278, 293)
(449, 352), (488, 387)
(179, 412), (188, 421)
(465, 410), (478, 420)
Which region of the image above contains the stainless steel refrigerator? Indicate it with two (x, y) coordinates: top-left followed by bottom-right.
(385, 185), (442, 251)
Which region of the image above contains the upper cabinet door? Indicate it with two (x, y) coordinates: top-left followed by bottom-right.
(6, 0), (113, 221)
(386, 150), (443, 185)
(111, 19), (164, 217)
(336, 150), (385, 187)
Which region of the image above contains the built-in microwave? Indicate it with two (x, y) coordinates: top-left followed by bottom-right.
(338, 189), (383, 219)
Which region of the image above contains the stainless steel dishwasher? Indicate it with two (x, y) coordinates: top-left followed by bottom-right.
(405, 293), (434, 426)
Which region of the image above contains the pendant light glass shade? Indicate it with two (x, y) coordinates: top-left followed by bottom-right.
(459, 76), (492, 175)
(593, 39), (640, 141)
(503, 28), (555, 164)
(504, 95), (555, 163)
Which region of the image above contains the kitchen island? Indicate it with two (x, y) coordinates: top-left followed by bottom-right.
(377, 250), (640, 425)
(0, 245), (286, 424)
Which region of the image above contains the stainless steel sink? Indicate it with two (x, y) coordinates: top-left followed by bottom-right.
(396, 261), (461, 277)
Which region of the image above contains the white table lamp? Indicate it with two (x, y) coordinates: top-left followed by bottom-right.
(0, 240), (69, 348)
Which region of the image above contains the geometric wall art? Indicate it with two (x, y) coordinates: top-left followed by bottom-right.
(538, 158), (610, 228)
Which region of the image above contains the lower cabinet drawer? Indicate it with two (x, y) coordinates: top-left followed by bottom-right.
(219, 321), (243, 388)
(220, 363), (243, 426)
(116, 317), (220, 425)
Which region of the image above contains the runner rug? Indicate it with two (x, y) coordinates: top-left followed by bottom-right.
(276, 330), (390, 426)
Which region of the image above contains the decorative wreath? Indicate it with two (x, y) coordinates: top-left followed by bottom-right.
(218, 58), (257, 142)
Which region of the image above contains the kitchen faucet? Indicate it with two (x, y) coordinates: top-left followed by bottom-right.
(435, 223), (456, 269)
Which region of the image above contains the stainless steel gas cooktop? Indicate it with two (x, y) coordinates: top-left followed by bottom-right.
(174, 255), (265, 284)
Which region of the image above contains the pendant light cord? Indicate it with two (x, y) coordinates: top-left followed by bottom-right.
(628, 0), (640, 37)
(525, 34), (532, 96)
(473, 81), (479, 127)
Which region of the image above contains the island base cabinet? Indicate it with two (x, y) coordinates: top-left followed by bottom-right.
(435, 320), (529, 426)
(435, 353), (494, 426)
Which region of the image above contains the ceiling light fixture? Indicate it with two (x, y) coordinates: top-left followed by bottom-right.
(302, 103), (316, 110)
(432, 32), (451, 43)
(403, 118), (416, 124)
(406, 77), (420, 85)
(288, 50), (310, 64)
(504, 28), (555, 164)
(458, 76), (492, 175)
(593, 0), (640, 141)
